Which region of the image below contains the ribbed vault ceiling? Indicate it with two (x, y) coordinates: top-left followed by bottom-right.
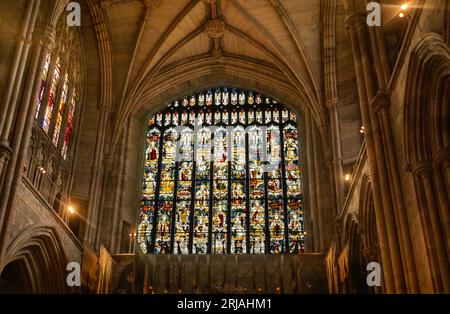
(99, 0), (325, 128)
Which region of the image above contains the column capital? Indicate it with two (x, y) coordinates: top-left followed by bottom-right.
(412, 160), (433, 177)
(0, 142), (13, 165)
(34, 24), (56, 52)
(326, 98), (339, 110)
(363, 245), (380, 262)
(371, 91), (390, 113)
(344, 12), (366, 35)
(433, 147), (450, 166)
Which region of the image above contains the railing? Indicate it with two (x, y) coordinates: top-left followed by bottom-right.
(25, 123), (70, 218)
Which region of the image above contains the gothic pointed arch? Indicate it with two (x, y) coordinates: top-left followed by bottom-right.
(403, 32), (450, 293)
(0, 226), (68, 293)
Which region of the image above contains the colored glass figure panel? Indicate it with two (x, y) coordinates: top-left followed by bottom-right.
(43, 59), (61, 132)
(36, 53), (51, 118)
(138, 88), (304, 254)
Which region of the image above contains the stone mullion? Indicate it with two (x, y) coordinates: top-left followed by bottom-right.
(188, 116), (197, 254)
(207, 128), (214, 254)
(150, 119), (165, 254)
(226, 111), (232, 254)
(345, 16), (396, 293)
(170, 116), (180, 254)
(245, 114), (251, 253)
(262, 116), (271, 254)
(279, 118), (289, 253)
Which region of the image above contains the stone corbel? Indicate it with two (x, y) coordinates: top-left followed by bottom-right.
(344, 12), (366, 36)
(412, 159), (433, 179)
(34, 24), (56, 52)
(205, 19), (225, 57)
(362, 245), (380, 262)
(0, 143), (13, 166)
(371, 91), (390, 114)
(433, 147), (450, 168)
(326, 98), (339, 110)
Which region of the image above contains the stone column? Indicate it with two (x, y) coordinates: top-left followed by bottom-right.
(0, 0), (40, 182)
(433, 148), (450, 254)
(327, 98), (344, 210)
(344, 12), (397, 293)
(304, 109), (319, 252)
(413, 161), (450, 292)
(84, 106), (110, 246)
(374, 93), (419, 292)
(0, 19), (57, 258)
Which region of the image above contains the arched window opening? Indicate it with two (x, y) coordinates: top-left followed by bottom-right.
(138, 88), (305, 255)
(34, 19), (81, 160)
(26, 14), (83, 223)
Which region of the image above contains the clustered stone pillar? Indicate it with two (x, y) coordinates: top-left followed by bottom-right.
(0, 0), (60, 262)
(322, 0), (345, 212)
(343, 4), (420, 292)
(412, 155), (450, 292)
(304, 108), (334, 253)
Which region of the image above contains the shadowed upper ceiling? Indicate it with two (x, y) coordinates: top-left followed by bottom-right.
(99, 0), (324, 115)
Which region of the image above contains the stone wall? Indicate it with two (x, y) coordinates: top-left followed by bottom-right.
(6, 179), (83, 267)
(138, 253), (327, 294)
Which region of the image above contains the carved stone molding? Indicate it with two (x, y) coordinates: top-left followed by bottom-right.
(433, 147), (450, 167)
(143, 0), (165, 9)
(371, 91), (390, 114)
(100, 0), (138, 8)
(326, 98), (339, 110)
(363, 245), (380, 262)
(100, 0), (164, 8)
(35, 25), (56, 52)
(412, 159), (433, 177)
(0, 143), (13, 165)
(205, 19), (225, 39)
(344, 12), (366, 36)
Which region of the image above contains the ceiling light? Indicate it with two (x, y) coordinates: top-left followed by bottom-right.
(401, 3), (408, 11)
(399, 12), (405, 18)
(345, 174), (351, 181)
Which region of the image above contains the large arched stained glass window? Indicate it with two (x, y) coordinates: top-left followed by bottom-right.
(138, 88), (305, 254)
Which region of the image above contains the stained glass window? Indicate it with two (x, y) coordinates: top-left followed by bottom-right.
(137, 88), (304, 254)
(61, 89), (76, 160)
(36, 53), (51, 119)
(52, 73), (69, 145)
(43, 57), (61, 132)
